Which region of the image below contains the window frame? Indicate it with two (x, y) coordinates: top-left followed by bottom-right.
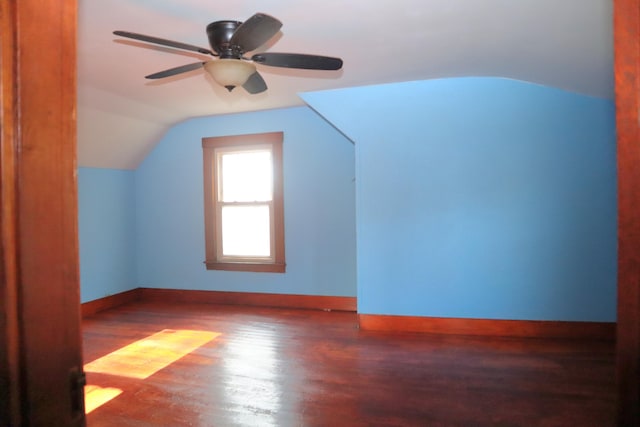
(202, 132), (285, 273)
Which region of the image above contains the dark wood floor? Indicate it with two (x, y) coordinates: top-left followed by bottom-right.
(82, 302), (615, 426)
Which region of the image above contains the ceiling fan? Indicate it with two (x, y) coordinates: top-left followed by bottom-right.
(113, 12), (343, 94)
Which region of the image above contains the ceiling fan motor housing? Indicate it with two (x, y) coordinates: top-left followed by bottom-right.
(206, 21), (243, 58)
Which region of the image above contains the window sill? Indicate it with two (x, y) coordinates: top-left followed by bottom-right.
(204, 261), (286, 273)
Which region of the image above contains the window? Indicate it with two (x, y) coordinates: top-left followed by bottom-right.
(202, 132), (285, 272)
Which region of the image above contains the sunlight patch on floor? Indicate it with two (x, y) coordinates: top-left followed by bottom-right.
(84, 329), (220, 379)
(84, 385), (123, 414)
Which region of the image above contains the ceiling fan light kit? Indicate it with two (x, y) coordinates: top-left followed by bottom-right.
(204, 59), (256, 92)
(113, 13), (343, 95)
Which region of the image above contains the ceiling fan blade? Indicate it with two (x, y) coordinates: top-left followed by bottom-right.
(145, 62), (205, 79)
(251, 52), (343, 70)
(113, 30), (214, 55)
(242, 71), (268, 94)
(230, 13), (282, 52)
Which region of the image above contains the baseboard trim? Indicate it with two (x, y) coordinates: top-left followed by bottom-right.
(358, 314), (616, 340)
(138, 288), (357, 312)
(81, 289), (142, 318)
(83, 290), (612, 340)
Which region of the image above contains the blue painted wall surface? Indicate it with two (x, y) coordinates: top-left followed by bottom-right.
(78, 167), (137, 302)
(303, 78), (617, 321)
(135, 106), (356, 296)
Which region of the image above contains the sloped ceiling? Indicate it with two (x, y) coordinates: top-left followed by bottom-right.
(77, 0), (613, 170)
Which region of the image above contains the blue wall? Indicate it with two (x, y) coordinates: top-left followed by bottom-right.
(78, 167), (137, 303)
(134, 106), (357, 296)
(303, 77), (617, 321)
(78, 77), (617, 322)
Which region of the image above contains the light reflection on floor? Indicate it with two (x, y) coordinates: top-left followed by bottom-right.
(222, 327), (281, 426)
(84, 329), (220, 414)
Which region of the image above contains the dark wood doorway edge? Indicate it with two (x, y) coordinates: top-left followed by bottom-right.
(614, 0), (640, 425)
(1, 1), (85, 426)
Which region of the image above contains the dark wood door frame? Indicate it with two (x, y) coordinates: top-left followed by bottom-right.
(0, 0), (85, 426)
(614, 0), (640, 425)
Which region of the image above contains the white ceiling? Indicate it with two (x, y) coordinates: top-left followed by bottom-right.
(77, 0), (613, 170)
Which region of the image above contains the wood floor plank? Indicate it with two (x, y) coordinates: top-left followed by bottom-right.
(83, 302), (615, 426)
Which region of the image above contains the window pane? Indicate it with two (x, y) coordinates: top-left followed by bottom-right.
(221, 151), (272, 202)
(221, 205), (271, 257)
